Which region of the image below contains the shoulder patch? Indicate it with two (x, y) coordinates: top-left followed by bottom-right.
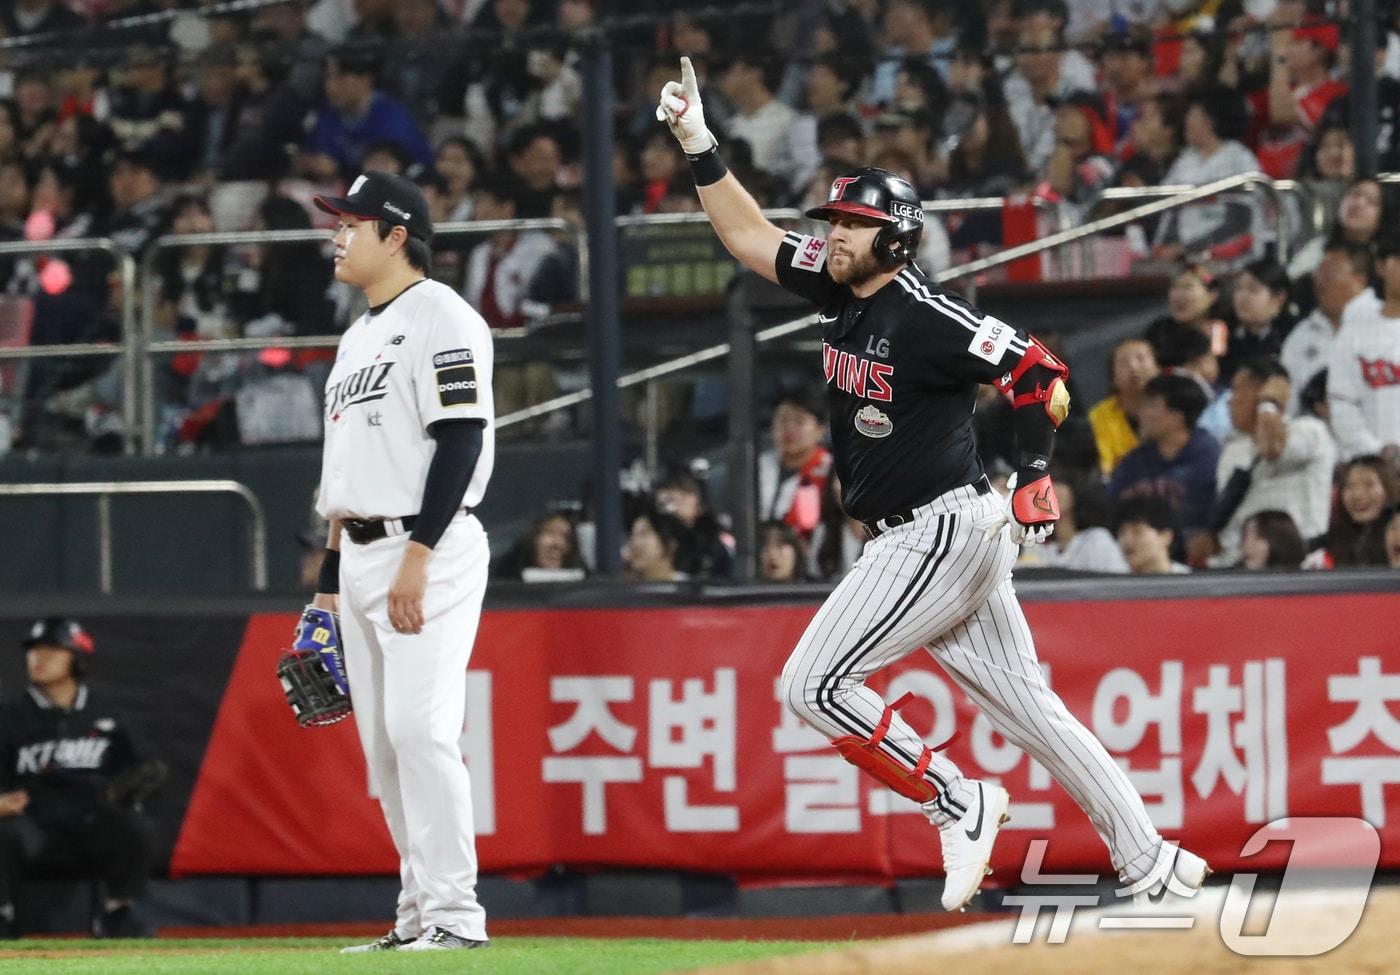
(433, 348), (474, 368)
(436, 365), (478, 406)
(967, 315), (1015, 364)
(790, 235), (828, 273)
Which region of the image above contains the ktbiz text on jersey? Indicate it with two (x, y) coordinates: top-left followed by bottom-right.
(325, 362), (396, 420)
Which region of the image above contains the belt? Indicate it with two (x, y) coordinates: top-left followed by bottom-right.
(342, 508), (471, 545)
(862, 476), (992, 540)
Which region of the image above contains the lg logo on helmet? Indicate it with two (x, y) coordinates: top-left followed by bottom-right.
(889, 201), (924, 224)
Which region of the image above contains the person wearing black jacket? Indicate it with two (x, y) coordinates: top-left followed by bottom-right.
(0, 619), (159, 939)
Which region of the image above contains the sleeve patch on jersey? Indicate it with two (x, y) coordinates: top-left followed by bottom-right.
(433, 347), (475, 368)
(789, 235), (828, 273)
(436, 365), (478, 406)
(967, 315), (1015, 363)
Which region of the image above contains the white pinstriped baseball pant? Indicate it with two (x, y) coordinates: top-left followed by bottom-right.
(780, 481), (1167, 882)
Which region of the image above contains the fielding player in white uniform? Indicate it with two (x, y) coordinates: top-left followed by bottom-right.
(309, 172), (494, 952)
(658, 60), (1210, 911)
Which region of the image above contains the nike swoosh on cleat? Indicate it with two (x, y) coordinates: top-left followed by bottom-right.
(964, 783), (986, 841)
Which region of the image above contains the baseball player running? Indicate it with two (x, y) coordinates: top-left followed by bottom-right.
(309, 172), (494, 951)
(658, 59), (1208, 910)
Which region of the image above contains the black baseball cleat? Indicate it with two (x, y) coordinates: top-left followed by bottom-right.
(340, 929), (415, 953)
(95, 904), (153, 939)
(400, 926), (490, 951)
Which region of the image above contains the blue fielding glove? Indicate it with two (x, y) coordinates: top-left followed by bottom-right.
(294, 605), (349, 698)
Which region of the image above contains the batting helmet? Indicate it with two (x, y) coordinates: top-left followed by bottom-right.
(805, 167), (925, 269)
(23, 617), (95, 655)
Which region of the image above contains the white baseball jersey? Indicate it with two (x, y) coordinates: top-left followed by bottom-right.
(1327, 293), (1400, 459)
(317, 279), (495, 520)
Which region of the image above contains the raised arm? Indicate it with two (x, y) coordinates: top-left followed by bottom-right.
(657, 57), (786, 283)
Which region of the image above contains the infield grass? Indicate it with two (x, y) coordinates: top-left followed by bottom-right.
(0, 936), (847, 974)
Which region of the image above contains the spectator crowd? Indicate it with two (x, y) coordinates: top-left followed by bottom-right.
(0, 0), (1393, 576)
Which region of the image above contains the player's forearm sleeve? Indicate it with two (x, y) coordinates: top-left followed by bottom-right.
(410, 419), (485, 549)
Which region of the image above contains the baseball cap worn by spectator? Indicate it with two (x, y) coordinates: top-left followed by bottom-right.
(313, 170), (433, 242)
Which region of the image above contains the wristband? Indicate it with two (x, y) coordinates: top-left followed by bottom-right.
(687, 144), (727, 187)
(1258, 400), (1281, 415)
(317, 548), (341, 594)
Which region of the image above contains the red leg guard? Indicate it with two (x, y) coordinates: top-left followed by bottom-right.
(830, 693), (958, 803)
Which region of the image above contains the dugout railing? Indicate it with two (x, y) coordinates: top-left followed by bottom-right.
(0, 478), (267, 593)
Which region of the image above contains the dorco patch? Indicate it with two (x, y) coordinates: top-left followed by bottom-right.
(790, 235), (828, 273)
(433, 348), (475, 368)
(436, 365), (478, 406)
(853, 404), (893, 439)
(967, 315), (1014, 364)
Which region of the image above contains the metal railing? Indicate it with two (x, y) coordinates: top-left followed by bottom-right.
(1085, 175), (1300, 262)
(0, 177), (1349, 458)
(491, 171), (1325, 437)
(934, 171), (1293, 289)
(0, 479), (267, 592)
(0, 238), (138, 452)
(137, 217), (583, 454)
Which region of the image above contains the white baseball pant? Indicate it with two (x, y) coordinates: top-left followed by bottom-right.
(780, 481), (1168, 883)
(338, 514), (490, 940)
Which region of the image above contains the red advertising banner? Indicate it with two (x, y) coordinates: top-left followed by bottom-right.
(171, 593), (1400, 881)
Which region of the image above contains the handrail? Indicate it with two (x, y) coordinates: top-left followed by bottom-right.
(0, 341), (125, 360)
(0, 237), (138, 454)
(497, 314), (819, 428)
(615, 208), (804, 227)
(1086, 177), (1302, 250)
(137, 217), (585, 454)
(500, 173), (1302, 427)
(0, 480), (267, 592)
(934, 170), (1289, 285)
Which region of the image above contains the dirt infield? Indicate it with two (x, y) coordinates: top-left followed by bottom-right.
(691, 886), (1400, 975)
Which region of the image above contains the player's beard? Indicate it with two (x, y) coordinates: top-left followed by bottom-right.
(827, 245), (882, 288)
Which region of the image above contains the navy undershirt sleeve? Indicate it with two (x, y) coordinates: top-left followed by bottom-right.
(409, 418), (485, 549)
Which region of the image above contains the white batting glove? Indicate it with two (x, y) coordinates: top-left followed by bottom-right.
(976, 473), (1056, 547)
(655, 56), (717, 155)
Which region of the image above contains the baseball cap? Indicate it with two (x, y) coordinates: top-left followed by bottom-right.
(23, 617), (95, 655)
(314, 170), (433, 242)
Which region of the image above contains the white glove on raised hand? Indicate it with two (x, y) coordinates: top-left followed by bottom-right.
(655, 56), (717, 155)
(975, 473), (1057, 547)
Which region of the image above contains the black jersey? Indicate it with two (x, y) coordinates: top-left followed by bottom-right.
(0, 685), (138, 824)
(774, 231), (1035, 522)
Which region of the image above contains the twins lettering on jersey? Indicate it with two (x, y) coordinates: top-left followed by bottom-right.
(1359, 356), (1400, 388)
(823, 342), (894, 402)
(16, 737), (111, 774)
(325, 362), (395, 420)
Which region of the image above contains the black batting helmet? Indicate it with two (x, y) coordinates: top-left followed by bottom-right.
(805, 167), (924, 269)
(23, 617), (95, 655)
(23, 617), (94, 679)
